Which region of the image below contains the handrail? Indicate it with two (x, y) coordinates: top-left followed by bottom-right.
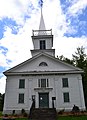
(32, 29), (52, 36)
(29, 100), (35, 118)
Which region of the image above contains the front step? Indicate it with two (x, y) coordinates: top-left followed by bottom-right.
(29, 108), (57, 120)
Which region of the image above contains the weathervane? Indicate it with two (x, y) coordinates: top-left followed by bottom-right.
(39, 0), (43, 8)
(39, 0), (43, 16)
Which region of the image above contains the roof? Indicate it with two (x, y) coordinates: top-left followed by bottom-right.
(4, 52), (84, 76)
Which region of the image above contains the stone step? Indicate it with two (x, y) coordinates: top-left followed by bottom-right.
(29, 108), (57, 120)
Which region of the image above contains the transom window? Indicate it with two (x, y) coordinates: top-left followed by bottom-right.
(19, 79), (25, 89)
(39, 62), (48, 66)
(62, 78), (69, 88)
(40, 40), (46, 49)
(38, 79), (49, 88)
(18, 93), (24, 104)
(63, 92), (70, 103)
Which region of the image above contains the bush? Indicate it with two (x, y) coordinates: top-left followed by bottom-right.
(72, 105), (80, 113)
(13, 114), (18, 117)
(23, 112), (28, 117)
(0, 111), (2, 116)
(21, 109), (28, 117)
(58, 109), (65, 115)
(12, 110), (15, 115)
(4, 114), (8, 117)
(21, 109), (25, 114)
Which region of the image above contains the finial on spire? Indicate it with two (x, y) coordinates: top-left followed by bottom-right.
(38, 0), (46, 35)
(39, 0), (43, 8)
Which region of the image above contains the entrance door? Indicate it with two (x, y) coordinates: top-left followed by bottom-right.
(39, 93), (49, 108)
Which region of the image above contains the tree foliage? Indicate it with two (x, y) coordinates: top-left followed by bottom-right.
(57, 55), (74, 65)
(0, 93), (4, 111)
(72, 46), (86, 69)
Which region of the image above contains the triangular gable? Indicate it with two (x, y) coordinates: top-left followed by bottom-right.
(4, 52), (83, 75)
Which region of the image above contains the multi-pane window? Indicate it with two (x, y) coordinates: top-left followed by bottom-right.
(19, 79), (25, 89)
(38, 79), (49, 88)
(62, 78), (69, 87)
(38, 79), (40, 87)
(18, 93), (24, 104)
(40, 40), (46, 49)
(46, 79), (49, 87)
(41, 79), (46, 87)
(63, 92), (70, 103)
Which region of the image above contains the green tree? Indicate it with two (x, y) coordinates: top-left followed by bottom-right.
(57, 55), (74, 65)
(72, 46), (86, 68)
(0, 93), (4, 111)
(72, 46), (87, 108)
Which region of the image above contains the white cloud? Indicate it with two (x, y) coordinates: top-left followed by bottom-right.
(0, 0), (39, 24)
(0, 75), (6, 94)
(68, 0), (87, 16)
(54, 36), (87, 58)
(0, 52), (8, 67)
(0, 26), (32, 68)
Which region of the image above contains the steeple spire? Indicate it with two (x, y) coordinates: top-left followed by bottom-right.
(39, 8), (46, 31)
(38, 0), (46, 35)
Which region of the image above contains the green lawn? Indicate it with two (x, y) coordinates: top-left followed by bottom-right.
(0, 118), (28, 120)
(57, 115), (87, 120)
(0, 115), (87, 120)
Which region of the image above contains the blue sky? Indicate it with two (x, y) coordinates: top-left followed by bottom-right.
(0, 0), (87, 93)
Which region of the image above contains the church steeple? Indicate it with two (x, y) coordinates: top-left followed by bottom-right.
(39, 7), (46, 31)
(31, 1), (55, 57)
(38, 1), (47, 35)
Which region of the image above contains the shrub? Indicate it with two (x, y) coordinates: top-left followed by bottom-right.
(4, 114), (8, 117)
(12, 110), (15, 115)
(21, 109), (28, 117)
(23, 112), (28, 117)
(13, 114), (18, 117)
(58, 109), (65, 115)
(0, 111), (2, 116)
(72, 105), (80, 113)
(21, 109), (25, 114)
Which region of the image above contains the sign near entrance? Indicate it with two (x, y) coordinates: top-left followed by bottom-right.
(52, 97), (56, 100)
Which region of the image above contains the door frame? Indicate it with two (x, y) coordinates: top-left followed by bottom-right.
(39, 92), (49, 108)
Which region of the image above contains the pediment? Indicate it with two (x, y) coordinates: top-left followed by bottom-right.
(4, 52), (83, 75)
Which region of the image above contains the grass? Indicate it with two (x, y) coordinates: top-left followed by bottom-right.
(16, 116), (87, 120)
(0, 111), (3, 117)
(0, 116), (87, 120)
(11, 116), (87, 120)
(57, 115), (87, 120)
(0, 118), (28, 120)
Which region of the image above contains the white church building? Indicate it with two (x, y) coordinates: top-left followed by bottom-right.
(3, 6), (85, 114)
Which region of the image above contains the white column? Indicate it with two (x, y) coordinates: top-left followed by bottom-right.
(28, 79), (32, 110)
(49, 92), (52, 108)
(78, 77), (86, 110)
(54, 77), (59, 109)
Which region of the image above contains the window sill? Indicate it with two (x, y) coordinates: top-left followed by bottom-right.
(34, 87), (53, 92)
